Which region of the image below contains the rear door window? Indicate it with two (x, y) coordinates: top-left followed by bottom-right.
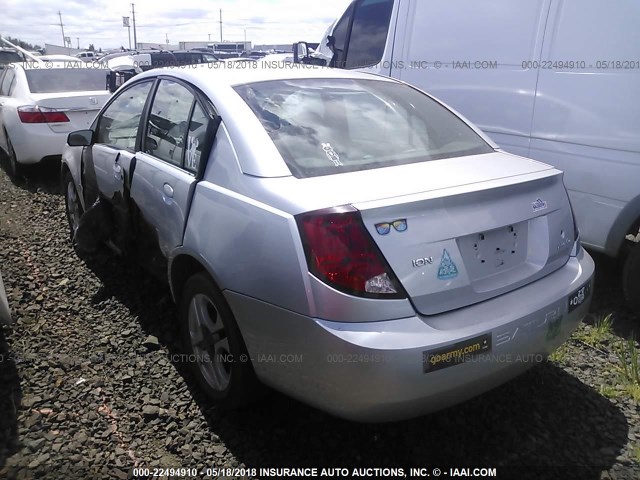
(144, 79), (196, 167)
(0, 69), (15, 96)
(184, 102), (211, 174)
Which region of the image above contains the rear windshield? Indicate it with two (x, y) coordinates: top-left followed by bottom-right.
(234, 78), (494, 178)
(25, 68), (109, 93)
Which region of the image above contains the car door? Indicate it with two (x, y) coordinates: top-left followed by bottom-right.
(90, 80), (153, 201)
(131, 77), (215, 261)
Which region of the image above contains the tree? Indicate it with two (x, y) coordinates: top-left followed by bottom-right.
(4, 36), (37, 51)
(88, 43), (95, 52)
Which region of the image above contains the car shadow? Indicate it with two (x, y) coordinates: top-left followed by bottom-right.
(193, 365), (628, 480)
(79, 248), (630, 479)
(0, 327), (22, 472)
(0, 157), (62, 196)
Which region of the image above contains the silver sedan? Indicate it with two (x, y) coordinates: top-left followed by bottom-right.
(61, 65), (594, 421)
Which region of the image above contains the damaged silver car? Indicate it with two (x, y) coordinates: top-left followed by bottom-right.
(61, 65), (594, 422)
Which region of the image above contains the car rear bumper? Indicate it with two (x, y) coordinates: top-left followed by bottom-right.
(227, 249), (595, 422)
(11, 125), (66, 164)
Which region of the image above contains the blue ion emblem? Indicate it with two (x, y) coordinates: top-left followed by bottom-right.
(437, 249), (459, 280)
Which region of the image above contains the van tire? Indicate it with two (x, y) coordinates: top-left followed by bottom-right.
(179, 272), (261, 408)
(622, 241), (640, 314)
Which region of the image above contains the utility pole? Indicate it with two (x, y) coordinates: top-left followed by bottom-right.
(76, 37), (79, 49)
(132, 3), (138, 50)
(58, 11), (66, 47)
(208, 33), (211, 42)
(123, 16), (132, 50)
(219, 9), (223, 42)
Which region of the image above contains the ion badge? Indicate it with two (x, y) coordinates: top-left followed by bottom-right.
(437, 249), (458, 280)
(532, 198), (548, 212)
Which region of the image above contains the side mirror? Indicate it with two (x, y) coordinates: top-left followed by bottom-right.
(67, 129), (94, 147)
(293, 42), (309, 63)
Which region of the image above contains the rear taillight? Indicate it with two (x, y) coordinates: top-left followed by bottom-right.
(18, 106), (69, 123)
(296, 206), (405, 299)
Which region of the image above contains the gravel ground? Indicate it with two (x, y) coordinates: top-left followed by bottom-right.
(0, 162), (639, 480)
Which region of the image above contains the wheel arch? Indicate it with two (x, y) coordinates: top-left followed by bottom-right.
(604, 193), (640, 257)
(169, 250), (223, 304)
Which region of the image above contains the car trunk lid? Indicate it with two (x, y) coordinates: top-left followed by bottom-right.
(30, 91), (110, 133)
(351, 164), (575, 315)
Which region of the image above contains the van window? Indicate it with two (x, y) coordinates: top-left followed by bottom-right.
(546, 0), (640, 61)
(329, 2), (355, 68)
(411, 0), (547, 65)
(345, 0), (394, 69)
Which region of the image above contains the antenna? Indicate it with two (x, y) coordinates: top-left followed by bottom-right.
(58, 11), (66, 47)
(132, 3), (138, 49)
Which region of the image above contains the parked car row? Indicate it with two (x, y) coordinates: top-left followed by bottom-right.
(0, 60), (111, 175)
(0, 15), (613, 421)
(0, 45), (226, 174)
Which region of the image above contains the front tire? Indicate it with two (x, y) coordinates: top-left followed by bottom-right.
(179, 272), (260, 408)
(622, 241), (640, 315)
(63, 170), (84, 248)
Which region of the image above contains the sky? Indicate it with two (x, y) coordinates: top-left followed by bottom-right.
(1, 0), (350, 50)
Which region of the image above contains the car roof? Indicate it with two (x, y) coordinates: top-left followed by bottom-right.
(134, 63), (396, 88)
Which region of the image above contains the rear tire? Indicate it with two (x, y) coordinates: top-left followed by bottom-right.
(179, 272), (261, 408)
(4, 134), (20, 178)
(622, 241), (640, 315)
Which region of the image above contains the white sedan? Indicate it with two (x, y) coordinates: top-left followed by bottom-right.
(0, 61), (111, 175)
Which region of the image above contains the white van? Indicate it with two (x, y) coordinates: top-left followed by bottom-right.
(297, 0), (640, 312)
(75, 51), (98, 61)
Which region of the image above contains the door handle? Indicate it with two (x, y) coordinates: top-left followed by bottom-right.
(163, 183), (174, 198)
(113, 163), (123, 180)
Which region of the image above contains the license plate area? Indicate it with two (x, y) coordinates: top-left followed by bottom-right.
(568, 280), (592, 313)
(457, 221), (529, 280)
